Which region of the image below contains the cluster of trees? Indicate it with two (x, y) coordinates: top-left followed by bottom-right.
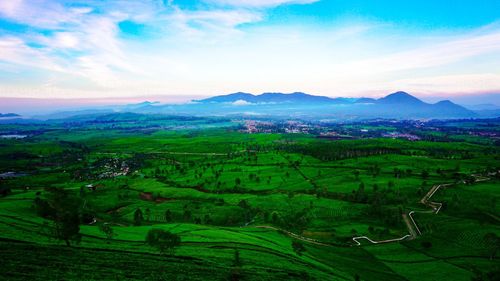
(133, 205), (217, 226)
(261, 206), (311, 233)
(145, 228), (181, 255)
(281, 142), (401, 161)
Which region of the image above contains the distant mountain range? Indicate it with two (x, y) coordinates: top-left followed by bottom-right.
(0, 91), (487, 121)
(197, 92), (353, 104)
(197, 91), (475, 118)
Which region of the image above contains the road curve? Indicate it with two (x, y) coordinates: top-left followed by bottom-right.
(352, 171), (497, 246)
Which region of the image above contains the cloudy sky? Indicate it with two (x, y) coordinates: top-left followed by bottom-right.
(1, 0), (500, 100)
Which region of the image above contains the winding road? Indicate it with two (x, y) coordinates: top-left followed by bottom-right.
(352, 171), (498, 246)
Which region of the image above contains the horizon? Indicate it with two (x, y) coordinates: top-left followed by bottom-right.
(1, 90), (500, 116)
(1, 0), (500, 100)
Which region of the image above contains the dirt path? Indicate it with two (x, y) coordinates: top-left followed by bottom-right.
(352, 234), (411, 246)
(252, 225), (332, 246)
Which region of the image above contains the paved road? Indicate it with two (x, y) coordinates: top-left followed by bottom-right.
(352, 171), (497, 246)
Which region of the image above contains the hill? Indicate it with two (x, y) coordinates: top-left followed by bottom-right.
(361, 91), (475, 118)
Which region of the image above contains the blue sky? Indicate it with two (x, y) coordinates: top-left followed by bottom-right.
(0, 0), (500, 100)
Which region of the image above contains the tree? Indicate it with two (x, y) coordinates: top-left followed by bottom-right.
(233, 249), (241, 266)
(165, 209), (172, 222)
(355, 182), (366, 202)
(387, 181), (395, 190)
(484, 232), (499, 260)
(393, 168), (401, 178)
(353, 170), (360, 180)
(368, 225), (375, 234)
(183, 209), (192, 221)
(146, 229), (181, 255)
(0, 185), (11, 197)
(99, 223), (114, 243)
(134, 208), (144, 226)
(204, 214), (212, 224)
(238, 199), (249, 209)
(271, 211), (280, 225)
(421, 170), (429, 180)
(42, 188), (82, 247)
(292, 240), (306, 256)
(54, 213), (81, 246)
(33, 192), (52, 217)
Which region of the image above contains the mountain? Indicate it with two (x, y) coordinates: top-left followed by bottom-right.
(433, 100), (469, 112)
(377, 91), (426, 105)
(0, 91), (482, 122)
(124, 101), (160, 109)
(197, 92), (349, 104)
(196, 91), (475, 118)
(0, 113), (20, 118)
(350, 91), (474, 118)
(196, 92), (256, 103)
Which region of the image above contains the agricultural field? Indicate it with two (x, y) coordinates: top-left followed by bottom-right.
(0, 120), (499, 281)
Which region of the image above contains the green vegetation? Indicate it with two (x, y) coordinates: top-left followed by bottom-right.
(0, 120), (498, 280)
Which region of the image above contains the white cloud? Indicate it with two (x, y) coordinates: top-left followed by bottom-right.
(342, 30), (500, 74)
(204, 0), (318, 8)
(0, 0), (81, 28)
(232, 99), (252, 106)
(0, 36), (65, 72)
(0, 0), (500, 99)
(163, 8), (262, 40)
(0, 0), (23, 17)
(50, 32), (80, 49)
(389, 73), (500, 96)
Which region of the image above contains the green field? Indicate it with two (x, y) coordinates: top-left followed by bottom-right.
(0, 122), (499, 281)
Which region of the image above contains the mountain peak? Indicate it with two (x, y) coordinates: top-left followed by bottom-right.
(378, 91), (424, 104)
(434, 100), (454, 105)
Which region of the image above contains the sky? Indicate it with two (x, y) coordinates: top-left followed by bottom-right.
(0, 0), (500, 102)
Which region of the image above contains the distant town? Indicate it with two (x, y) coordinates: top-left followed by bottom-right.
(240, 118), (500, 144)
